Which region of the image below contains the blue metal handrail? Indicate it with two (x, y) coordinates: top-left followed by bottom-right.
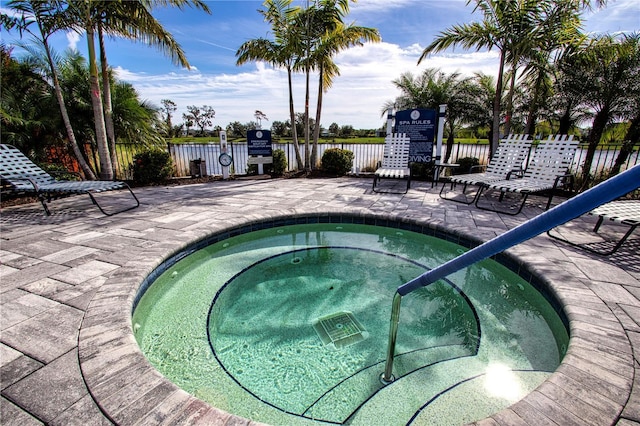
(381, 164), (640, 383)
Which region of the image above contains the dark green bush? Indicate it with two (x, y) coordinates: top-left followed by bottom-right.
(410, 162), (435, 180)
(271, 149), (287, 176)
(131, 149), (174, 184)
(245, 149), (287, 177)
(40, 163), (79, 181)
(321, 148), (354, 176)
(453, 157), (480, 175)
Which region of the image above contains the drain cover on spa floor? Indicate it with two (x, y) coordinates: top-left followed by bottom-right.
(313, 311), (367, 349)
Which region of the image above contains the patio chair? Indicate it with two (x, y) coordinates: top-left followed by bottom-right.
(439, 134), (533, 204)
(547, 199), (640, 255)
(0, 144), (139, 216)
(474, 134), (578, 215)
(372, 133), (412, 193)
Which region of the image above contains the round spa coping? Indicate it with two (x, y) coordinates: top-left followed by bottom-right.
(78, 210), (633, 426)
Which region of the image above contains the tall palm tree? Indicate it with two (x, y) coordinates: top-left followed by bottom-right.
(293, 0), (380, 169)
(1, 0), (97, 179)
(236, 0), (304, 170)
(92, 0), (209, 174)
(64, 0), (209, 180)
(307, 6), (380, 167)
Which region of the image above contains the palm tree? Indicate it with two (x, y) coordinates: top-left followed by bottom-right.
(291, 0), (380, 169)
(236, 0), (304, 170)
(560, 33), (639, 188)
(384, 68), (475, 163)
(1, 0), (97, 179)
(560, 34), (640, 189)
(56, 50), (165, 168)
(306, 1), (380, 167)
(254, 110), (268, 129)
(92, 0), (210, 174)
(0, 44), (58, 157)
(418, 0), (600, 157)
(111, 81), (164, 147)
(610, 34), (640, 177)
(466, 72), (498, 142)
(63, 0), (209, 180)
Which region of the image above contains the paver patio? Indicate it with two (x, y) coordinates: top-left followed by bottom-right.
(1, 177), (638, 425)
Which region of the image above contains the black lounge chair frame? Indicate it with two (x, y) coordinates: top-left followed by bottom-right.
(547, 199), (640, 255)
(439, 134), (532, 205)
(474, 135), (578, 215)
(1, 144), (139, 216)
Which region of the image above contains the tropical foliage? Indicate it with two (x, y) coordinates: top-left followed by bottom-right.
(1, 45), (164, 177)
(1, 0), (210, 180)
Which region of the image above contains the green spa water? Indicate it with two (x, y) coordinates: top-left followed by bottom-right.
(133, 223), (568, 426)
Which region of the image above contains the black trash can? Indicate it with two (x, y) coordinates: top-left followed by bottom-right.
(189, 158), (207, 178)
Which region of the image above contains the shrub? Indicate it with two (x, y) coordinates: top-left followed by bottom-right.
(321, 148), (354, 176)
(245, 149), (287, 177)
(453, 157), (480, 175)
(271, 149), (287, 176)
(131, 149), (174, 184)
(410, 162), (435, 180)
(40, 163), (79, 181)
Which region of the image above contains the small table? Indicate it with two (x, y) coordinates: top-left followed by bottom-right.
(432, 163), (460, 187)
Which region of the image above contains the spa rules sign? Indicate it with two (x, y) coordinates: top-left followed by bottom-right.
(395, 109), (436, 163)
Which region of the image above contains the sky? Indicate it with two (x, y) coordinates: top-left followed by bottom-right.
(2, 0), (639, 130)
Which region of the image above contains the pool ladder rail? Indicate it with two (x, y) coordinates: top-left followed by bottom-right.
(381, 165), (640, 384)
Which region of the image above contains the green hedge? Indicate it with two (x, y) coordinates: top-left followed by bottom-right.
(131, 149), (174, 184)
(321, 148), (354, 176)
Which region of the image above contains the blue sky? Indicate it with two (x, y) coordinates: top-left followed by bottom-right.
(2, 0), (639, 130)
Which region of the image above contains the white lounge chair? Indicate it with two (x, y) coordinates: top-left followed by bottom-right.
(548, 199), (640, 255)
(474, 134), (578, 215)
(372, 133), (412, 193)
(439, 134), (533, 204)
(0, 144), (139, 216)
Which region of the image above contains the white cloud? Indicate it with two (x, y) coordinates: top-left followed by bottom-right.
(66, 31), (81, 51)
(116, 39), (499, 130)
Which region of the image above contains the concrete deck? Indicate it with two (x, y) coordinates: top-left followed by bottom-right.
(1, 177), (638, 426)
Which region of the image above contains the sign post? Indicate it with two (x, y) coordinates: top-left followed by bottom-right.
(247, 130), (273, 175)
(218, 130), (232, 180)
(433, 104), (448, 183)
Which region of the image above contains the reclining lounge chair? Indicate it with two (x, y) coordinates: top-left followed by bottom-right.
(474, 134), (578, 215)
(0, 144), (139, 216)
(439, 134), (533, 204)
(372, 133), (412, 194)
(547, 199), (640, 255)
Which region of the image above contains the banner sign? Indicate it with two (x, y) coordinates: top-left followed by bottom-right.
(247, 130), (273, 156)
(394, 109), (436, 163)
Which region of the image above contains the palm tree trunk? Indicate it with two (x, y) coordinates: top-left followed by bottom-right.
(304, 65), (311, 171)
(444, 121), (455, 163)
(580, 106), (610, 190)
(525, 70), (545, 136)
(41, 27), (96, 180)
(98, 22), (119, 175)
(287, 67), (303, 170)
(86, 24), (114, 180)
(311, 66), (324, 169)
(503, 67), (517, 137)
(609, 112), (640, 177)
(558, 105), (572, 135)
(491, 50), (506, 158)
